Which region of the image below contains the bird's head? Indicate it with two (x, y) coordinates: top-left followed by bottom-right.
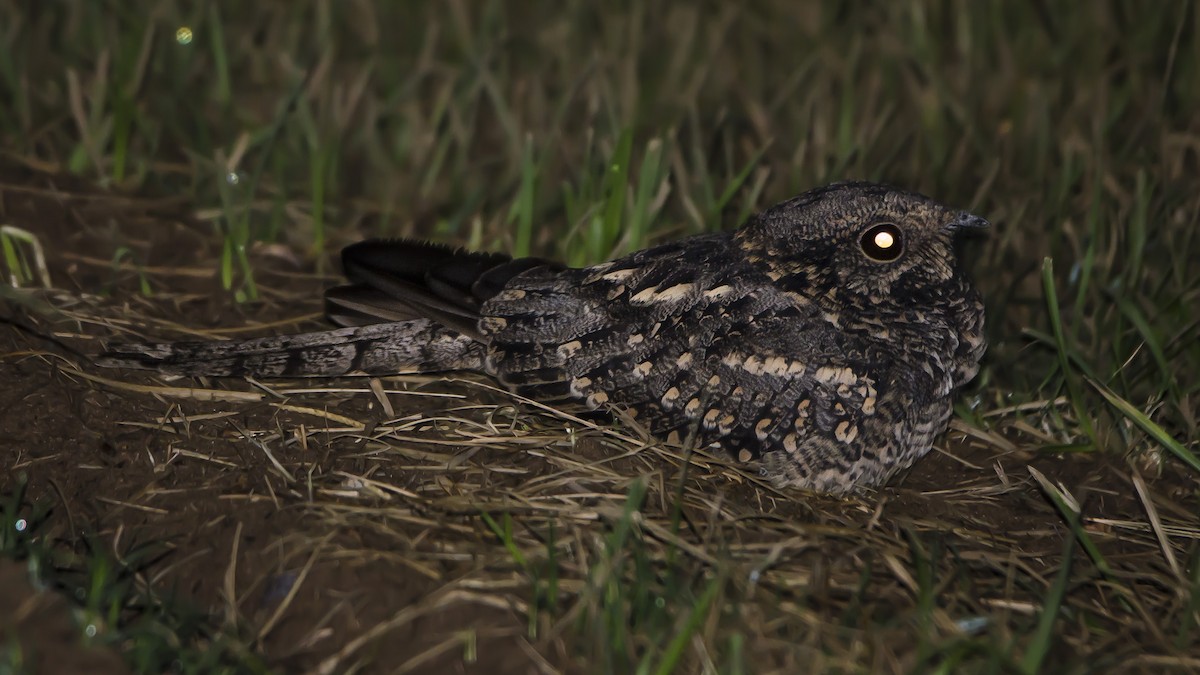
(736, 181), (987, 305)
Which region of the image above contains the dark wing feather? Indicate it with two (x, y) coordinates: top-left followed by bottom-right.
(473, 257), (557, 299)
(324, 285), (426, 326)
(325, 239), (564, 339)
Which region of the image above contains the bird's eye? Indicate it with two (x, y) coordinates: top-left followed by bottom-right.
(859, 223), (904, 262)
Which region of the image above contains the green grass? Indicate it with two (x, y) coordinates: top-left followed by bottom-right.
(1, 0), (1198, 672)
(0, 226), (50, 289)
(480, 478), (739, 674)
(0, 475), (267, 674)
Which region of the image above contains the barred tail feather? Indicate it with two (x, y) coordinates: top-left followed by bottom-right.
(96, 319), (484, 378)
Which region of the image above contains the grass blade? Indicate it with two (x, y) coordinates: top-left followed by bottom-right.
(1088, 378), (1200, 474)
(1021, 516), (1076, 675)
(1042, 256), (1099, 448)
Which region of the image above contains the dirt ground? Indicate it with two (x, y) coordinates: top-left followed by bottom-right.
(2, 163), (1197, 674)
(0, 163), (542, 674)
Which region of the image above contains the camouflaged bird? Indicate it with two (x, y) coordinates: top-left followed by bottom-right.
(99, 181), (988, 493)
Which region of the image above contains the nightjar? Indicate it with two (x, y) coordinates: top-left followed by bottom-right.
(99, 181), (988, 494)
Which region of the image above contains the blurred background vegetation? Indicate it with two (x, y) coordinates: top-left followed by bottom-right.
(1, 1), (1198, 671)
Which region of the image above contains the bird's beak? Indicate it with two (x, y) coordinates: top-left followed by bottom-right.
(947, 211), (989, 231)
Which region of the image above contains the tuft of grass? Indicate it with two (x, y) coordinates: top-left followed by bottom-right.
(0, 477), (267, 674)
(1040, 256), (1099, 450)
(480, 477), (741, 674)
(0, 226), (50, 289)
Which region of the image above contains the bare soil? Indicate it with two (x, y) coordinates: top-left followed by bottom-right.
(2, 163), (1196, 674)
(1, 163), (538, 674)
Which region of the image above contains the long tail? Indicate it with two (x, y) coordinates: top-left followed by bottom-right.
(96, 319), (484, 377)
(96, 238), (563, 379)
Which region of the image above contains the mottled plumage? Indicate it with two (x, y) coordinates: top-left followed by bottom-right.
(99, 181), (988, 493)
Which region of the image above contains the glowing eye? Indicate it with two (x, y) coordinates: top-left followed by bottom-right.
(859, 223), (904, 262)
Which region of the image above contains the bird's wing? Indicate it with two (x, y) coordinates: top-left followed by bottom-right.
(480, 233), (894, 486)
(691, 315), (889, 464)
(479, 234), (733, 396)
(324, 239), (563, 339)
